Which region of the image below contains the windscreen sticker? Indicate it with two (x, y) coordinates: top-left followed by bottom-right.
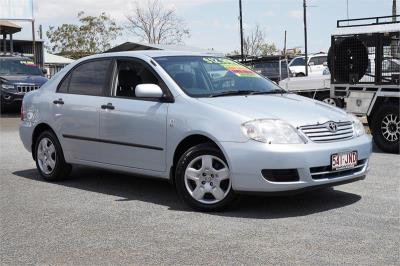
(20, 60), (36, 66)
(203, 57), (259, 78)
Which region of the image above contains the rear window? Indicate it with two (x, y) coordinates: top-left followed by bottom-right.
(58, 59), (111, 96)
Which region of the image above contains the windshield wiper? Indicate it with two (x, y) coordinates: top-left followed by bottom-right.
(251, 89), (287, 95)
(209, 90), (258, 97)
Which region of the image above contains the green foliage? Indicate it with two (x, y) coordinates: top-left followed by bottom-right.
(46, 12), (122, 59)
(260, 43), (278, 56)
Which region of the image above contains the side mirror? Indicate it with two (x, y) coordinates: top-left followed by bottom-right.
(42, 68), (48, 75)
(308, 62), (315, 66)
(323, 62), (328, 66)
(135, 84), (163, 98)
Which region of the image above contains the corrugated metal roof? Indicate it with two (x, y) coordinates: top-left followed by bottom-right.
(0, 20), (22, 34)
(44, 52), (75, 64)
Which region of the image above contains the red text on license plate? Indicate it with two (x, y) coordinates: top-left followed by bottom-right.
(331, 151), (358, 170)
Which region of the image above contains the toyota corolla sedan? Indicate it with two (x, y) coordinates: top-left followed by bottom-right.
(19, 51), (372, 211)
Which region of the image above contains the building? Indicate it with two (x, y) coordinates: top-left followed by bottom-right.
(43, 52), (74, 78)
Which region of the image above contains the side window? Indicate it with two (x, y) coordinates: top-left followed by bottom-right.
(67, 60), (111, 96)
(318, 56), (327, 65)
(58, 74), (70, 93)
(114, 60), (160, 98)
(291, 58), (305, 66)
(309, 57), (319, 65)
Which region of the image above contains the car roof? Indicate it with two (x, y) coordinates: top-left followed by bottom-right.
(101, 50), (223, 59)
(0, 55), (31, 60)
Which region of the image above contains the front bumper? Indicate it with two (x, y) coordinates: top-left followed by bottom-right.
(1, 90), (24, 105)
(220, 134), (372, 192)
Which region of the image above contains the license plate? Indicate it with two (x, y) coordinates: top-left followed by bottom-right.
(331, 151), (358, 171)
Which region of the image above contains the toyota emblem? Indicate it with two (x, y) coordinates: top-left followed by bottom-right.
(326, 121), (338, 132)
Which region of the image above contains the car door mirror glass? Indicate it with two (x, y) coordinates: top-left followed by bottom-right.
(135, 84), (163, 98)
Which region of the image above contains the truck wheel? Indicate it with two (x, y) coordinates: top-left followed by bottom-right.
(370, 104), (399, 154)
(318, 92), (343, 108)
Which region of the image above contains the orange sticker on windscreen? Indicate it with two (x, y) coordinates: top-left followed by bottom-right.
(203, 57), (259, 78)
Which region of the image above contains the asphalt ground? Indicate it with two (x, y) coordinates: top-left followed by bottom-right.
(1, 112), (399, 265)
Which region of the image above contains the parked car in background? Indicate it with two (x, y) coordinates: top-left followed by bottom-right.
(19, 51), (372, 211)
(1, 55), (48, 112)
(289, 53), (328, 77)
(244, 56), (291, 83)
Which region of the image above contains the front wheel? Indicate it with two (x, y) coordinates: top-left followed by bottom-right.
(370, 104), (400, 154)
(175, 143), (236, 211)
(35, 130), (72, 180)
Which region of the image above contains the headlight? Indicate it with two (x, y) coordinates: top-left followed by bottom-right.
(348, 114), (365, 137)
(241, 119), (305, 144)
(1, 84), (15, 90)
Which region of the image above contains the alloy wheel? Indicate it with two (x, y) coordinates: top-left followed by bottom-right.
(323, 98), (337, 106)
(381, 114), (400, 142)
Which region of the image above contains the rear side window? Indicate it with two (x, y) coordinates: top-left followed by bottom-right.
(58, 59), (111, 96)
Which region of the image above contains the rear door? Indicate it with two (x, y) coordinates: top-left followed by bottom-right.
(52, 59), (113, 161)
(97, 58), (169, 171)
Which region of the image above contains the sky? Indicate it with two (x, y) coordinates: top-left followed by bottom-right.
(11, 0), (399, 54)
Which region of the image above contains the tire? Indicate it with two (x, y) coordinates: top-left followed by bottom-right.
(175, 143), (236, 211)
(370, 104), (400, 154)
(318, 93), (343, 108)
(34, 130), (72, 181)
(296, 73), (305, 77)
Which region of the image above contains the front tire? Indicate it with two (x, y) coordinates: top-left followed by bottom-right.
(35, 130), (72, 181)
(370, 104), (400, 154)
(175, 143), (235, 211)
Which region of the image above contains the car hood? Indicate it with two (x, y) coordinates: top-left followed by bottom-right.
(0, 75), (48, 86)
(197, 93), (349, 127)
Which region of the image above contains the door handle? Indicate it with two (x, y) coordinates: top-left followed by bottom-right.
(101, 103), (115, 110)
(53, 99), (64, 105)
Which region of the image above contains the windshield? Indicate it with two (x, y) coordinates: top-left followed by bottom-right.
(0, 58), (42, 76)
(154, 56), (284, 97)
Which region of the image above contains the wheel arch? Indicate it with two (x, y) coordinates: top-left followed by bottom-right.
(169, 133), (229, 184)
(31, 123), (58, 160)
(367, 96), (400, 122)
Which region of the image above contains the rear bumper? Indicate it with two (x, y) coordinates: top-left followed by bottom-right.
(220, 134), (372, 192)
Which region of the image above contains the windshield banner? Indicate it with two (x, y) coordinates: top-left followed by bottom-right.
(203, 58), (259, 78)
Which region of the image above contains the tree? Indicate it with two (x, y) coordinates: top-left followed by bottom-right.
(243, 24), (265, 57)
(125, 0), (190, 44)
(46, 12), (122, 59)
(239, 24), (279, 58)
(260, 43), (278, 56)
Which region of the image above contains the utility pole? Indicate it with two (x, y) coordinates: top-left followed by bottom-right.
(239, 0), (244, 61)
(393, 0), (397, 21)
(283, 30), (287, 58)
(303, 0), (308, 76)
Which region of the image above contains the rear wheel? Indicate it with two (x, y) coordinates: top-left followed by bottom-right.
(296, 73), (305, 77)
(175, 143), (235, 211)
(370, 104), (400, 154)
(35, 131), (72, 180)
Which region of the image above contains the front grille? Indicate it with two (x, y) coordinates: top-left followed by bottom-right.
(261, 169), (299, 182)
(299, 121), (354, 142)
(310, 159), (367, 180)
(16, 85), (39, 93)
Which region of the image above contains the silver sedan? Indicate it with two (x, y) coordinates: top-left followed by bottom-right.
(19, 51), (372, 211)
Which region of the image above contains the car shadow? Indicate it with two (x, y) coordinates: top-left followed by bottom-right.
(13, 167), (361, 219)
